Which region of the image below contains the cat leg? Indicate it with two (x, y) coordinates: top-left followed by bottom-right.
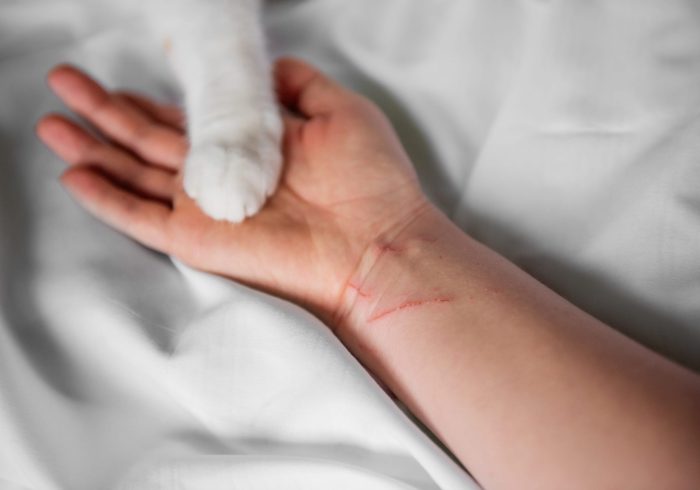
(151, 0), (282, 222)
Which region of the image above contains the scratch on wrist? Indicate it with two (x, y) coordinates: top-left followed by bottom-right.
(333, 203), (455, 337)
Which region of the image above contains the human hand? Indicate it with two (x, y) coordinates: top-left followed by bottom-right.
(37, 58), (431, 326)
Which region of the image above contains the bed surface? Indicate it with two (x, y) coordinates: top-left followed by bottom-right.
(1, 0), (699, 488)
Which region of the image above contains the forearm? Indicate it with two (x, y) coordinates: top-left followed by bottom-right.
(335, 205), (700, 489)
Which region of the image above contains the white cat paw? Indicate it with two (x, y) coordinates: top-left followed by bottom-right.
(184, 134), (282, 223)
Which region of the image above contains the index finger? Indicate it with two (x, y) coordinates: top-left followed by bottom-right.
(47, 65), (187, 170)
(275, 58), (355, 117)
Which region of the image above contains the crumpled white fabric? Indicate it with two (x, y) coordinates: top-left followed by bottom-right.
(1, 0), (699, 489)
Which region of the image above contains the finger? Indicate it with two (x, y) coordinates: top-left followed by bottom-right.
(275, 57), (354, 117)
(37, 114), (177, 202)
(47, 65), (187, 170)
(280, 110), (304, 165)
(114, 91), (185, 130)
(61, 166), (173, 253)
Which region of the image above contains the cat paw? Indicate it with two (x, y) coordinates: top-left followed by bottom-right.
(183, 135), (282, 222)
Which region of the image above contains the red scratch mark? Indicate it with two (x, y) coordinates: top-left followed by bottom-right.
(375, 236), (438, 260)
(348, 282), (371, 299)
(376, 242), (405, 258)
(368, 297), (453, 323)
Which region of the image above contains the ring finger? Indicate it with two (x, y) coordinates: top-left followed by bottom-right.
(37, 114), (177, 202)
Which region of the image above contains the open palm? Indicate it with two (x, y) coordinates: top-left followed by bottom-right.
(38, 58), (427, 325)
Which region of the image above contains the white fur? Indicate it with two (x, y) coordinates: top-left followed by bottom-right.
(147, 0), (282, 222)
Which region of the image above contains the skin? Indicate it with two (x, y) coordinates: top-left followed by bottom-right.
(38, 58), (700, 489)
(37, 59), (426, 324)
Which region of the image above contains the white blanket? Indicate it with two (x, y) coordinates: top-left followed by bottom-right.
(1, 1), (699, 489)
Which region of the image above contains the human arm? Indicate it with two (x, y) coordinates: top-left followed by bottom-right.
(334, 203), (700, 489)
(37, 59), (700, 489)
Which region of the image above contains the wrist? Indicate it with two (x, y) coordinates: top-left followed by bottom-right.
(332, 201), (461, 341)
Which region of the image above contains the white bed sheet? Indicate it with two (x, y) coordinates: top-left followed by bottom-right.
(1, 0), (699, 489)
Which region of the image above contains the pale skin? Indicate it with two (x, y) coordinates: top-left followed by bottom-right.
(38, 58), (700, 489)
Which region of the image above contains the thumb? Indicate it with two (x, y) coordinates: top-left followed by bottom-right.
(274, 57), (352, 117)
